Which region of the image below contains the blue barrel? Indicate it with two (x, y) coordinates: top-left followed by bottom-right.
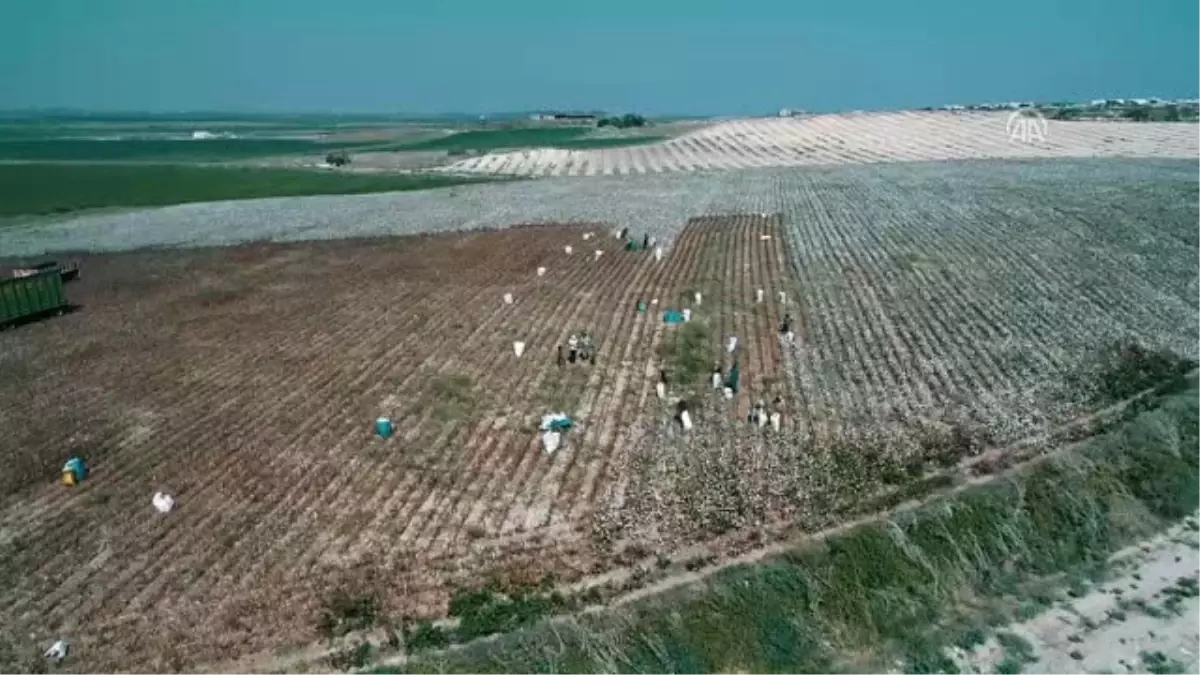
(376, 417), (394, 439)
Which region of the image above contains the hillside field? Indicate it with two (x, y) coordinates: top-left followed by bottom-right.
(439, 111), (1199, 176)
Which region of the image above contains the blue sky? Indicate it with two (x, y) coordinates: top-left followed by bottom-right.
(2, 0), (1196, 115)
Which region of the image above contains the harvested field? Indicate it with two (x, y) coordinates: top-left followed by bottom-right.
(0, 219), (799, 671)
(0, 158), (1195, 671)
(440, 112), (1199, 177)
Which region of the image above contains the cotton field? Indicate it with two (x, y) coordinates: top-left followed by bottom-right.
(439, 112), (1200, 177)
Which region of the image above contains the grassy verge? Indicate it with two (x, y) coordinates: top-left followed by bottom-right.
(389, 128), (669, 153)
(0, 163), (498, 217)
(381, 378), (1199, 673)
(0, 138), (381, 162)
(546, 136), (668, 150)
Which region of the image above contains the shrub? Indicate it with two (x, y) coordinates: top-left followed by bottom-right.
(325, 150), (351, 166)
(596, 114), (647, 129)
(1092, 341), (1196, 404)
(316, 590), (381, 640)
(404, 621), (451, 652)
(448, 583), (572, 642)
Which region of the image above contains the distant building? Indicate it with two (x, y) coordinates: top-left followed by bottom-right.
(531, 112), (598, 125)
(552, 113), (597, 124)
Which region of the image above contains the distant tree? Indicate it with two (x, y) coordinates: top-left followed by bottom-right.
(1122, 106), (1151, 122)
(620, 113), (646, 128)
(325, 151), (351, 167)
(596, 114), (647, 129)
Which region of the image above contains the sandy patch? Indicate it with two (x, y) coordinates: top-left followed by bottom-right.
(955, 517), (1200, 674)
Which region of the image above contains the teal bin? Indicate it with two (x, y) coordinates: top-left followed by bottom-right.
(376, 417), (394, 439)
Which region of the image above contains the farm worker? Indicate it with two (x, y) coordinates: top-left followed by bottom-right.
(568, 334), (579, 364)
(656, 369), (668, 400)
(642, 233), (650, 250)
(44, 640), (68, 662)
(726, 361), (741, 395)
(749, 400), (767, 427)
(770, 396), (784, 432)
(711, 363), (723, 390)
(579, 332), (594, 363)
(781, 313), (795, 344)
(557, 344), (566, 368)
(619, 227), (630, 241)
(62, 457), (88, 487)
(676, 399), (693, 431)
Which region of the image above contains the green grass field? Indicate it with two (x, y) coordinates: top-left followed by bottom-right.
(548, 135), (667, 150)
(393, 127), (592, 152)
(382, 377), (1199, 674)
(0, 164), (495, 217)
(388, 127), (668, 153)
(0, 138), (384, 162)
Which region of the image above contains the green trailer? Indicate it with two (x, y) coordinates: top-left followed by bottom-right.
(0, 269), (69, 328)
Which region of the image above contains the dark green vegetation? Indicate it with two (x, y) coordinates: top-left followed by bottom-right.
(0, 138), (382, 162)
(0, 164), (493, 217)
(547, 135), (666, 150)
(597, 114), (648, 129)
(325, 150), (352, 167)
(390, 126), (665, 154)
(380, 377), (1199, 673)
(1090, 341), (1198, 404)
(395, 127), (591, 153)
(1118, 105), (1195, 121)
(1042, 104), (1200, 123)
(1141, 649), (1189, 675)
(658, 320), (713, 388)
(390, 583), (573, 660)
(317, 590), (382, 640)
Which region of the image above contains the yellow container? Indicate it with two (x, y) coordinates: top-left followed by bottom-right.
(62, 471), (76, 487)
